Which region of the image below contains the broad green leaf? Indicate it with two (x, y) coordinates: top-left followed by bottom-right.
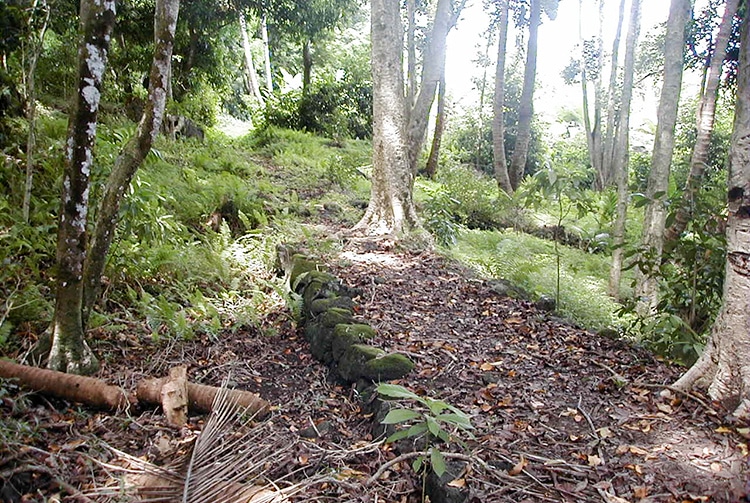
(413, 455), (424, 473)
(381, 408), (421, 424)
(376, 383), (420, 400)
(426, 398), (450, 415)
(386, 429), (411, 443)
(430, 449), (447, 477)
(407, 422), (429, 437)
(426, 416), (441, 437)
(436, 413), (474, 430)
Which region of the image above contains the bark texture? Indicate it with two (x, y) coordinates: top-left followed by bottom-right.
(509, 0), (541, 190)
(608, 0), (641, 298)
(48, 0), (115, 374)
(673, 4), (750, 418)
(492, 0), (512, 193)
(239, 13), (264, 105)
(634, 0), (691, 316)
(353, 0), (418, 235)
(82, 0), (179, 324)
(664, 0), (739, 243)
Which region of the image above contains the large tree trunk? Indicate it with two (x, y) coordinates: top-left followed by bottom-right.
(48, 0), (115, 374)
(634, 0), (691, 316)
(608, 0), (642, 299)
(239, 13), (264, 105)
(672, 4), (750, 419)
(424, 71), (446, 179)
(406, 0), (465, 175)
(406, 0), (417, 109)
(492, 0), (511, 193)
(82, 0), (180, 326)
(664, 0), (739, 243)
(508, 0), (541, 190)
(352, 0), (418, 236)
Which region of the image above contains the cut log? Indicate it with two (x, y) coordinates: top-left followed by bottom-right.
(161, 365), (188, 427)
(137, 378), (270, 418)
(0, 360), (131, 410)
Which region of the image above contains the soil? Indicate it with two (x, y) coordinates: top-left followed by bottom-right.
(1, 233), (748, 502)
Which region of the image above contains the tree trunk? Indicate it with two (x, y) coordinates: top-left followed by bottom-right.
(492, 0), (511, 193)
(406, 0), (466, 175)
(602, 0), (627, 188)
(48, 0), (115, 374)
(672, 3), (750, 419)
(82, 0), (180, 326)
(302, 39), (312, 94)
(406, 0), (417, 109)
(352, 0), (418, 236)
(664, 0), (739, 243)
(239, 13), (264, 105)
(608, 0), (641, 299)
(509, 0), (541, 190)
(22, 0), (50, 224)
(634, 0), (691, 316)
(424, 71), (446, 179)
(261, 15), (273, 93)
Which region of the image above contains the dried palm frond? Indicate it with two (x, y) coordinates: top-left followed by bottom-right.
(87, 380), (303, 503)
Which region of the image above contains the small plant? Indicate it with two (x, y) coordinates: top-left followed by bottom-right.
(376, 383), (474, 492)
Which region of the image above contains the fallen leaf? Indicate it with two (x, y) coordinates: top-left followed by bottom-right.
(587, 454), (603, 467)
(625, 463), (643, 475)
(715, 426), (732, 434)
(656, 403), (673, 414)
(508, 455), (528, 475)
(479, 362), (495, 371)
(633, 485), (649, 498)
(597, 427), (614, 439)
(629, 446), (649, 456)
(447, 478), (466, 488)
(710, 462), (722, 472)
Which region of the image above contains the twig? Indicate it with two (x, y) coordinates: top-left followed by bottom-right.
(576, 396), (598, 439)
(588, 358), (627, 383)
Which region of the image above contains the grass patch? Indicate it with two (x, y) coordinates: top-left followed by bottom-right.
(448, 229), (627, 331)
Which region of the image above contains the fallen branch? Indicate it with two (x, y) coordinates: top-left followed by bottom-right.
(137, 377), (270, 417)
(0, 360), (130, 410)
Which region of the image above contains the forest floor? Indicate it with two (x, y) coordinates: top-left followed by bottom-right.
(2, 227), (749, 502)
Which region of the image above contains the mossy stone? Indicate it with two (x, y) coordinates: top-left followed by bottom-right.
(320, 307), (353, 326)
(310, 296), (354, 316)
(331, 323), (376, 361)
(297, 270), (336, 296)
(338, 344), (385, 382)
(307, 321), (335, 363)
(363, 353), (415, 381)
(289, 254), (321, 286)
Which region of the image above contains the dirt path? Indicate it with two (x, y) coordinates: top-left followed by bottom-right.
(1, 239), (747, 502)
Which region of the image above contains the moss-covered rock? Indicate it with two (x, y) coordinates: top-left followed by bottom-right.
(338, 344), (385, 382)
(306, 308), (354, 363)
(363, 353), (415, 381)
(331, 324), (376, 361)
(310, 296), (354, 316)
(288, 254), (323, 287)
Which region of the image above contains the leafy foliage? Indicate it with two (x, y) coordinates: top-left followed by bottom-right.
(377, 383), (473, 479)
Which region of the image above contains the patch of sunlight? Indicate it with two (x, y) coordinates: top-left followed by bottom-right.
(340, 251), (405, 268)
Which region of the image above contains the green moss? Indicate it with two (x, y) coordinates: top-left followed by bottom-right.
(331, 323), (376, 360)
(338, 344), (384, 382)
(310, 296), (354, 316)
(363, 353), (415, 381)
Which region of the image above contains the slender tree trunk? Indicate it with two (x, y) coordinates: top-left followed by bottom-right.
(602, 0), (627, 187)
(48, 0), (115, 375)
(673, 3), (750, 419)
(260, 15), (272, 93)
(664, 0), (739, 243)
(509, 0), (541, 190)
(634, 0), (691, 316)
(22, 0), (50, 224)
(353, 0), (418, 236)
(302, 39), (312, 94)
(239, 13), (264, 105)
(406, 0), (466, 175)
(579, 0), (596, 186)
(475, 31), (493, 172)
(406, 0), (417, 109)
(82, 0), (180, 326)
(425, 71), (446, 179)
(492, 0), (511, 193)
(609, 0), (641, 299)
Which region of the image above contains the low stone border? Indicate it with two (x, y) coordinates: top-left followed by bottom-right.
(280, 248), (415, 384)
